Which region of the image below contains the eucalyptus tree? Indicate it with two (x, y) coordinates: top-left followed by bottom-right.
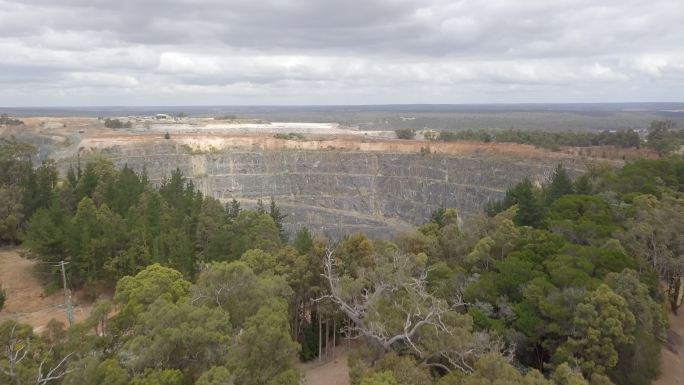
(321, 248), (506, 374)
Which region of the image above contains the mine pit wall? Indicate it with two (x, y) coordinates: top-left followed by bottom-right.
(68, 139), (587, 239)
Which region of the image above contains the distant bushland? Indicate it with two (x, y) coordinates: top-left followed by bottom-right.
(0, 113), (23, 126)
(104, 118), (132, 129)
(274, 132), (306, 140)
(438, 127), (642, 149)
(394, 128), (415, 139)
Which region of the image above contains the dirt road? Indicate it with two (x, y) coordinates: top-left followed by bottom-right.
(655, 309), (684, 385)
(298, 345), (351, 385)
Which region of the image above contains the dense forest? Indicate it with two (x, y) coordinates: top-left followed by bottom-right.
(1, 137), (684, 385)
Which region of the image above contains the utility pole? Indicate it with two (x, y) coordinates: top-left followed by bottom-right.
(59, 261), (75, 326)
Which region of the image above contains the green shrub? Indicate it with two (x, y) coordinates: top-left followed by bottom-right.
(395, 128), (415, 139)
(0, 285), (5, 311)
(274, 132), (305, 140)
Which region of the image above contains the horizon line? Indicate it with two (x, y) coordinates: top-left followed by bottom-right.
(3, 101), (684, 109)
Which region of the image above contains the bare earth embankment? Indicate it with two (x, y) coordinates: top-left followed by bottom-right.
(0, 248), (92, 332)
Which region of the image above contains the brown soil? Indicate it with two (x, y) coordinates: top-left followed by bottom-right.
(655, 309), (684, 385)
(298, 344), (352, 385)
(0, 248), (93, 333)
(7, 117), (105, 137)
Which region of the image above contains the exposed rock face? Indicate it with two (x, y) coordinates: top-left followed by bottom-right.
(71, 136), (588, 239)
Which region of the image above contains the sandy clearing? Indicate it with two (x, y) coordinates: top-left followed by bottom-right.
(298, 344), (352, 385)
(0, 248), (92, 333)
(654, 308), (684, 385)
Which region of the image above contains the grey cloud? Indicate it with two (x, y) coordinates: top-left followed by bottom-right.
(0, 0), (683, 105)
(12, 0), (681, 56)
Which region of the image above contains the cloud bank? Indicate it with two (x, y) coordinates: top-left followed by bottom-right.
(1, 0), (683, 105)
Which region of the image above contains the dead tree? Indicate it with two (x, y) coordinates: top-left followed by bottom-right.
(0, 323), (75, 385)
(320, 248), (454, 350)
(319, 248), (509, 374)
(36, 351), (75, 385)
(1, 323), (28, 385)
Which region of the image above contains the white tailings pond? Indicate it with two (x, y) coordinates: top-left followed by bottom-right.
(143, 121), (394, 137)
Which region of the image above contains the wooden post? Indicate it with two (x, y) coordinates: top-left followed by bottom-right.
(60, 261), (74, 326)
(346, 318), (350, 350)
(317, 304), (322, 362)
(332, 318), (337, 360)
(325, 318), (330, 359)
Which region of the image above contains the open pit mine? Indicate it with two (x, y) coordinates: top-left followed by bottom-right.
(4, 116), (595, 238)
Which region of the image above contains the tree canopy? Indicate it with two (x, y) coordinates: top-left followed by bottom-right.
(1, 138), (682, 385)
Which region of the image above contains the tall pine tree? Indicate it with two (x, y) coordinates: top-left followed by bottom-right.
(269, 197), (288, 242)
(545, 164), (574, 205)
(513, 179), (544, 227)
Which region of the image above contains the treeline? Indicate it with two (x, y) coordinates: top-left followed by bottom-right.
(1, 136), (684, 385)
(273, 132), (305, 140)
(0, 139), (58, 244)
(21, 160), (290, 292)
(2, 138), (323, 384)
(104, 118), (133, 129)
(435, 120), (684, 155)
(214, 114), (238, 120)
(0, 113), (24, 126)
(645, 120), (684, 156)
(438, 127), (641, 149)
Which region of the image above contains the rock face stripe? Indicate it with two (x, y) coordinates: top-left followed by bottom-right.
(70, 140), (586, 239)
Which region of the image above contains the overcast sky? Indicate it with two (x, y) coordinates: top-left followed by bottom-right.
(1, 0), (683, 106)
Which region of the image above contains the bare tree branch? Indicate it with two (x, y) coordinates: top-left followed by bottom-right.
(36, 350), (76, 385)
(318, 247), (506, 373)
